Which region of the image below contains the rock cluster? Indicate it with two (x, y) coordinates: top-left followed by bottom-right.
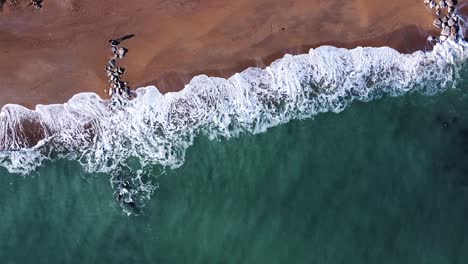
(106, 38), (131, 97)
(425, 0), (461, 42)
(32, 0), (42, 9)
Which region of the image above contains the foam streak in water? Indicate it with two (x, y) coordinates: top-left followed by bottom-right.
(1, 41), (467, 206)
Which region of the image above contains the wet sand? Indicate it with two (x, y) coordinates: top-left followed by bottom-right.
(0, 0), (440, 108)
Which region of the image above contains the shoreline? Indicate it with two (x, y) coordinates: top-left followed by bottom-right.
(0, 26), (432, 110)
(141, 24), (434, 94)
(1, 39), (466, 159)
(0, 0), (438, 109)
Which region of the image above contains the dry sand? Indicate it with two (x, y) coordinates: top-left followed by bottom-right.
(0, 0), (446, 108)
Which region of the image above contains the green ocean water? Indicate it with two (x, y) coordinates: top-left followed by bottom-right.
(2, 85), (468, 263)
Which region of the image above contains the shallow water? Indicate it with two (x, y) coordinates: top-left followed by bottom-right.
(2, 82), (468, 263)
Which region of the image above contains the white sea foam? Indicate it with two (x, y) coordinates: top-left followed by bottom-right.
(1, 41), (468, 208)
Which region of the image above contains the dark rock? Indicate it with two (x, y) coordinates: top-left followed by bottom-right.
(448, 18), (456, 26)
(441, 26), (450, 36)
(447, 0), (457, 7)
(450, 26), (458, 38)
(433, 18), (442, 28)
(440, 0), (448, 8)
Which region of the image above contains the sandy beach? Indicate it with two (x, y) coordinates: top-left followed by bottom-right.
(0, 0), (441, 108)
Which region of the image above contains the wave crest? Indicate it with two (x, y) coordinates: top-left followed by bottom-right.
(1, 41), (467, 211)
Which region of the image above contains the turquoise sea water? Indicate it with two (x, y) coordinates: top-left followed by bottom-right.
(2, 79), (468, 262)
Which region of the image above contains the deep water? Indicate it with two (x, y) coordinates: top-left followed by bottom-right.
(2, 84), (468, 263)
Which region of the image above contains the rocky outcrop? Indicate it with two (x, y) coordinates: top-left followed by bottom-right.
(426, 0), (462, 43)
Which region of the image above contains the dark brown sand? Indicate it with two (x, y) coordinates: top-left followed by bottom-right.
(0, 0), (443, 108)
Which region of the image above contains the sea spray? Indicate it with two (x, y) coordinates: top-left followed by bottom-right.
(1, 41), (468, 211)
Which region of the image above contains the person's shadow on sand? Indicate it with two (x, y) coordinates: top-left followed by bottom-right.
(109, 34), (136, 46)
(115, 34), (136, 43)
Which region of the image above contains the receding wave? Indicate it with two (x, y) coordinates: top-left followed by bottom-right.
(1, 41), (468, 211)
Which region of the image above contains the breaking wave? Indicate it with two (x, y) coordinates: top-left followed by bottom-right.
(1, 41), (468, 211)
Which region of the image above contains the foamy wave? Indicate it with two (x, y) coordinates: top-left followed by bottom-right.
(1, 41), (468, 209)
